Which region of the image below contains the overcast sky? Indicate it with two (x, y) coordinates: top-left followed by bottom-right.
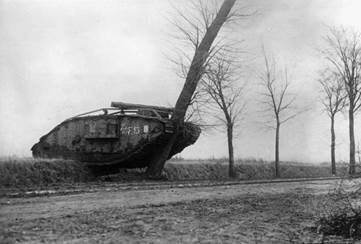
(1, 0), (361, 163)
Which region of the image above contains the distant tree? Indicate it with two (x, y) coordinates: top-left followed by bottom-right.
(323, 27), (361, 175)
(201, 57), (246, 178)
(146, 0), (237, 178)
(318, 69), (346, 175)
(258, 48), (300, 178)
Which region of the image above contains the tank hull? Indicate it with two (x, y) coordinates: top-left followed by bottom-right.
(32, 113), (200, 168)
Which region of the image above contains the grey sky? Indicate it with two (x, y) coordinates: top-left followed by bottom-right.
(0, 0), (360, 162)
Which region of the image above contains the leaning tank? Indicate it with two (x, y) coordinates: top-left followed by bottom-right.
(31, 102), (201, 171)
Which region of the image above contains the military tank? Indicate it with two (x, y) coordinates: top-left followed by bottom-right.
(31, 102), (201, 171)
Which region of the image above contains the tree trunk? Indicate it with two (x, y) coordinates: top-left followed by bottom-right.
(145, 130), (178, 179)
(349, 106), (356, 175)
(330, 115), (336, 175)
(227, 124), (236, 178)
(146, 0), (237, 178)
(275, 121), (280, 178)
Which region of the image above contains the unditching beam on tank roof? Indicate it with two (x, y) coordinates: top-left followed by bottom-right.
(66, 108), (120, 120)
(110, 101), (174, 113)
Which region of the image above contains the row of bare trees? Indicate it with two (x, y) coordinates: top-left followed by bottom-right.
(222, 27), (361, 177)
(197, 46), (302, 179)
(166, 0), (301, 178)
(319, 28), (361, 175)
(146, 0), (361, 179)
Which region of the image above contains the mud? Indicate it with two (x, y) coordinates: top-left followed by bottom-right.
(1, 179), (360, 243)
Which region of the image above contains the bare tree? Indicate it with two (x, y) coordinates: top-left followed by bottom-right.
(145, 0), (237, 178)
(258, 49), (300, 178)
(201, 57), (246, 178)
(323, 27), (361, 175)
(319, 69), (346, 175)
(168, 0), (247, 126)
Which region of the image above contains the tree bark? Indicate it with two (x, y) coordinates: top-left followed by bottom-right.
(275, 121), (280, 178)
(146, 0), (237, 178)
(227, 124), (236, 178)
(349, 105), (356, 175)
(330, 115), (336, 175)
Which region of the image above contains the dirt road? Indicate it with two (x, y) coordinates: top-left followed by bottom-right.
(1, 179), (360, 243)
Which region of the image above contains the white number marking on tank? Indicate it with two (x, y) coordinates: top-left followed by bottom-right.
(134, 126), (140, 135)
(120, 126), (144, 135)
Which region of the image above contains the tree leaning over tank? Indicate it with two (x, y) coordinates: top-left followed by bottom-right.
(145, 0), (237, 178)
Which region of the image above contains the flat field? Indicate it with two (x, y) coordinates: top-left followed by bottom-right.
(1, 179), (360, 244)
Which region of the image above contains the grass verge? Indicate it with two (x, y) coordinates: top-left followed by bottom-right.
(0, 157), (346, 190)
(164, 158), (347, 180)
(0, 157), (93, 190)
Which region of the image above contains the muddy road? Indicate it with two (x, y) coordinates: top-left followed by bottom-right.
(1, 179), (360, 243)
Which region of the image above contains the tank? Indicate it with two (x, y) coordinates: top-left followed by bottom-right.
(31, 102), (201, 170)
